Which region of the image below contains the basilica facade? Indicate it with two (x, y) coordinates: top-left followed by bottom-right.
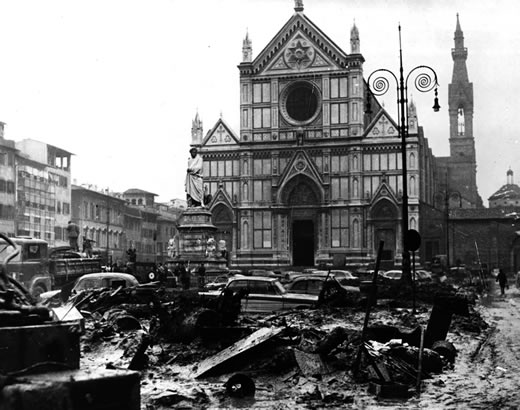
(194, 3), (438, 269)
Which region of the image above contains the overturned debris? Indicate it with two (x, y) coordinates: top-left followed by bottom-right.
(192, 326), (284, 378)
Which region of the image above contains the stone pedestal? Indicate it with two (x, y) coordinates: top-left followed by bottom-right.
(174, 207), (228, 270)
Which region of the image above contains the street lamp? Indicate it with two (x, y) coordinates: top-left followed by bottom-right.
(366, 25), (440, 283)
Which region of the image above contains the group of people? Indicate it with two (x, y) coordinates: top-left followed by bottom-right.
(173, 261), (206, 290)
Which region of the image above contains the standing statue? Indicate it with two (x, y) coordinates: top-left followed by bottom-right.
(185, 147), (203, 207)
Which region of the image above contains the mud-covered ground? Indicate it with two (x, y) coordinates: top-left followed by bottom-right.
(79, 281), (520, 409)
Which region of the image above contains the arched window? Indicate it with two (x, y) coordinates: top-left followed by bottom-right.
(352, 219), (360, 248)
(352, 155), (358, 171)
(242, 221), (249, 249)
(458, 108), (465, 135)
(410, 217), (417, 230)
(243, 159), (249, 174)
(243, 182), (249, 201)
(353, 178), (359, 198)
(409, 153), (416, 169)
(409, 176), (416, 196)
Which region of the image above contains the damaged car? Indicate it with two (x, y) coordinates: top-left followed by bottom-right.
(199, 276), (317, 313)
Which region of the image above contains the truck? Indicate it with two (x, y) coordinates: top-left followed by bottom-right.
(0, 236), (102, 297)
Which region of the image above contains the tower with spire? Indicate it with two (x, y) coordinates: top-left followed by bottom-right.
(446, 14), (482, 207)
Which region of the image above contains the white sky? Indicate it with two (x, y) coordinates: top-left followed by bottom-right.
(0, 0), (518, 204)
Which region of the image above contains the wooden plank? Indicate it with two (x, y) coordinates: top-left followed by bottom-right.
(192, 326), (283, 378)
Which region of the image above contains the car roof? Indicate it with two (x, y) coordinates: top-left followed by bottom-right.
(77, 272), (138, 282)
(229, 276), (277, 283)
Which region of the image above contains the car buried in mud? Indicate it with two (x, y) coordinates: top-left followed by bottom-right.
(199, 276), (318, 313)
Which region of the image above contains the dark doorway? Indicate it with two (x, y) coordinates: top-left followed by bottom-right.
(293, 220), (314, 266)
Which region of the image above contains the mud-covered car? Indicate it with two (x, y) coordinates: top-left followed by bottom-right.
(39, 272), (141, 303)
(310, 270), (360, 287)
(199, 276), (317, 313)
(285, 275), (361, 305)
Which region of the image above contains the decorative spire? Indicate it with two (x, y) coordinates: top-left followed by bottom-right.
(242, 30), (252, 63)
(350, 20), (360, 54)
(191, 111), (203, 145)
(507, 168), (514, 185)
(294, 0), (304, 12)
(452, 13), (468, 83)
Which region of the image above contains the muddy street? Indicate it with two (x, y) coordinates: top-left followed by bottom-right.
(72, 278), (520, 409)
(406, 282), (520, 409)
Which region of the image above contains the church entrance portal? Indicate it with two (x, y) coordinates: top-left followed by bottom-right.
(292, 220), (314, 266)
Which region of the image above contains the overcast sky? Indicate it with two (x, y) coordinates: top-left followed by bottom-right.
(0, 0), (518, 204)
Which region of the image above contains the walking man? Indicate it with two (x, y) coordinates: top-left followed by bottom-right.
(496, 269), (508, 296)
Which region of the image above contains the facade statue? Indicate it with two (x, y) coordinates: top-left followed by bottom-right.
(185, 147), (203, 207)
(206, 237), (216, 257)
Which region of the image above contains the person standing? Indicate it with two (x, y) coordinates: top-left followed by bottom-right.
(66, 221), (80, 251)
(185, 147), (204, 207)
(179, 262), (190, 290)
(197, 262), (206, 290)
(496, 269), (508, 296)
(82, 236), (94, 258)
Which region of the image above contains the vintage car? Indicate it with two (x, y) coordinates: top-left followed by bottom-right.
(39, 272), (141, 303)
(309, 270), (360, 287)
(199, 276), (317, 313)
(380, 269), (433, 282)
(285, 275), (361, 303)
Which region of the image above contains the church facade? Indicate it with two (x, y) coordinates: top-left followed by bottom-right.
(194, 3), (438, 269)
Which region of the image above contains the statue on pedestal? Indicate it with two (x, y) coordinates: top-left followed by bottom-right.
(185, 147), (203, 207)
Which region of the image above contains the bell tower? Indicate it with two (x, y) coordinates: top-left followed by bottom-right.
(448, 14), (482, 207)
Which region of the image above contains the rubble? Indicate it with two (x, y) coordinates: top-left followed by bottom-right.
(42, 272), (490, 409)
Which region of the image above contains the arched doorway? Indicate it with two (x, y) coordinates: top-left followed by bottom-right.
(281, 175), (322, 267)
(211, 204), (233, 257)
(370, 199), (398, 262)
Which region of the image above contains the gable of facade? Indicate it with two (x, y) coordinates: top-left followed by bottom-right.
(197, 4), (436, 269)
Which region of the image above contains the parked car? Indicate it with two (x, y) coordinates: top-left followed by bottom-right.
(380, 269), (433, 282)
(247, 269), (285, 279)
(304, 270), (360, 286)
(39, 272), (141, 304)
(199, 276), (317, 313)
(285, 275), (360, 304)
(204, 274), (246, 291)
(281, 271), (305, 283)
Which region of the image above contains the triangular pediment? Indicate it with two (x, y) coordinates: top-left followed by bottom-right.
(370, 180), (399, 206)
(277, 149), (324, 189)
(261, 31), (340, 75)
(252, 13), (348, 76)
(365, 109), (399, 139)
(202, 118), (239, 147)
(209, 186), (234, 210)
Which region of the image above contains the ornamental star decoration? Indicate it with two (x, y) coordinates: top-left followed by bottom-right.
(285, 40), (314, 69)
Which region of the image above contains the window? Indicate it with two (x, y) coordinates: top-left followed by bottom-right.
(253, 211), (271, 248)
(331, 209), (349, 247)
(331, 177), (349, 200)
(253, 82), (271, 103)
(330, 103), (348, 124)
(253, 158), (271, 175)
(253, 180), (271, 201)
(253, 108), (271, 129)
(330, 77), (348, 98)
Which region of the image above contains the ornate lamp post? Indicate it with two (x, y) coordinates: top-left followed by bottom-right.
(366, 25), (440, 283)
